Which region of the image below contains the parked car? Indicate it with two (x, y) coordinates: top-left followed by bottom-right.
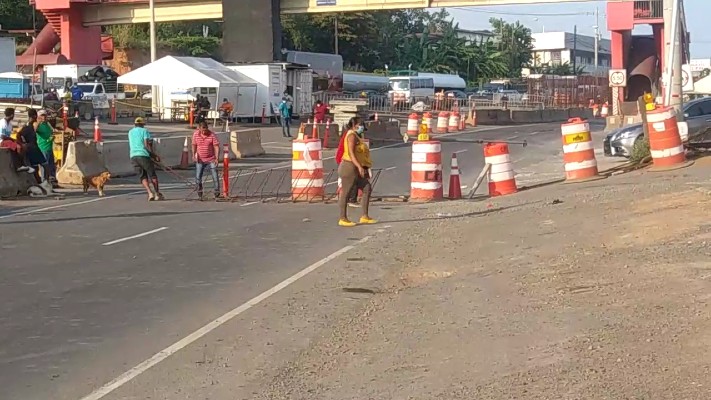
(604, 97), (711, 158)
(444, 90), (468, 100)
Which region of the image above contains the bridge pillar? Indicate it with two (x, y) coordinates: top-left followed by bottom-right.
(222, 0), (282, 63)
(35, 1), (104, 65)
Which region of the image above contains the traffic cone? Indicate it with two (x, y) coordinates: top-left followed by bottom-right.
(297, 123), (305, 140)
(93, 116), (103, 142)
(179, 136), (190, 169)
(374, 112), (378, 121)
(74, 110), (79, 119)
(448, 153), (462, 200)
(312, 120), (318, 139)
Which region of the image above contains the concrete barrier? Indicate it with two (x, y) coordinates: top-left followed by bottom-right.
(511, 110), (542, 123)
(568, 108), (594, 120)
(57, 140), (108, 185)
(495, 110), (512, 124)
(0, 149), (36, 197)
(365, 120), (402, 146)
(97, 141), (135, 177)
(153, 136), (186, 168)
(230, 129), (266, 158)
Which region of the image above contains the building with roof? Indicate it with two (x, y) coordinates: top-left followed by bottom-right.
(532, 31), (611, 75)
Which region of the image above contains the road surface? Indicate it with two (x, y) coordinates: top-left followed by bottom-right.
(0, 121), (620, 399)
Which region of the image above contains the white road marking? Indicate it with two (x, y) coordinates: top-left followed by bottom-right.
(384, 166), (397, 171)
(102, 227), (168, 246)
(240, 201), (260, 207)
(78, 236), (372, 400)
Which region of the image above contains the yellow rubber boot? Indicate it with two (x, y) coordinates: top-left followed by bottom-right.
(339, 219), (357, 227)
(359, 216), (378, 224)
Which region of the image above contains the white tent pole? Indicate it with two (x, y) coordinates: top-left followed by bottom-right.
(214, 86), (220, 128)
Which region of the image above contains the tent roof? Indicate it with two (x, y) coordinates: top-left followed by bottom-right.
(118, 56), (257, 88)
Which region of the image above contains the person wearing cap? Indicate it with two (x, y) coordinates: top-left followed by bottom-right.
(128, 117), (163, 201)
(337, 116), (376, 227)
(35, 109), (57, 184)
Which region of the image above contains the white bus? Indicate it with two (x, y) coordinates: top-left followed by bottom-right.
(388, 76), (435, 102)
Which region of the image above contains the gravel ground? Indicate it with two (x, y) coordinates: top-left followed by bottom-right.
(248, 158), (711, 399)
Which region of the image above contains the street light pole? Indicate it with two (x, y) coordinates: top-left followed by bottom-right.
(594, 7), (599, 73)
(149, 0), (159, 115)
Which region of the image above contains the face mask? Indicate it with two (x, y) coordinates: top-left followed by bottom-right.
(356, 126), (365, 135)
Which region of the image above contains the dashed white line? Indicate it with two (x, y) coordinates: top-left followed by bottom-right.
(78, 235), (372, 400)
(101, 227), (168, 246)
(240, 201), (260, 207)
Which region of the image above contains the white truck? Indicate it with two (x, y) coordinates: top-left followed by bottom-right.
(44, 64), (125, 100)
(226, 63), (313, 119)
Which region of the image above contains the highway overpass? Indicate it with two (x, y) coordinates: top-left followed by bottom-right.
(83, 0), (595, 26)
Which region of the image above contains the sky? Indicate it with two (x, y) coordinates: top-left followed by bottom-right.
(446, 0), (710, 58)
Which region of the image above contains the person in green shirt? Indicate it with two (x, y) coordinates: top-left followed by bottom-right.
(35, 110), (56, 184)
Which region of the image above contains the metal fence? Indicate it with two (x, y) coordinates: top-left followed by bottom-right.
(525, 75), (610, 108)
(182, 167), (387, 203)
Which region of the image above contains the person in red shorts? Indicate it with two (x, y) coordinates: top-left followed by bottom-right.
(191, 121), (221, 200)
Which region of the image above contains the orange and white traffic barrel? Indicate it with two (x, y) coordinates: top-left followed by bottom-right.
(423, 112), (433, 133)
(436, 112), (449, 134)
(292, 138), (324, 201)
(561, 118), (600, 181)
(484, 142), (517, 197)
(407, 113), (420, 136)
(646, 106), (692, 170)
(410, 140), (443, 201)
(448, 112), (460, 133)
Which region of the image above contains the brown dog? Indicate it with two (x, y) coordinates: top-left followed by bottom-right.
(82, 171), (111, 197)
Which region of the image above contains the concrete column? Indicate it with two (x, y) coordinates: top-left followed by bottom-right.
(222, 0), (282, 63)
(610, 30), (626, 111)
(60, 5), (103, 64)
(663, 0), (682, 113)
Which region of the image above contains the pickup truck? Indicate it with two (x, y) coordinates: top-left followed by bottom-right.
(57, 82), (126, 101)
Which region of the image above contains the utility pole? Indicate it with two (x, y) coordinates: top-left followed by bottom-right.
(572, 25), (577, 74)
(334, 16), (339, 55)
(663, 0), (683, 116)
(594, 7), (600, 73)
(149, 0), (158, 114)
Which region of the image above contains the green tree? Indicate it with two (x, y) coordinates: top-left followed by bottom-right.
(0, 0), (42, 30)
(490, 18), (533, 77)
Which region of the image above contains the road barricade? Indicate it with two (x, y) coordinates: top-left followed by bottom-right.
(230, 129), (266, 158)
(0, 149), (36, 197)
(292, 138), (324, 201)
(561, 118), (601, 182)
(410, 140), (443, 201)
(97, 141), (135, 177)
(646, 106), (693, 171)
(57, 140), (108, 185)
(484, 142), (517, 197)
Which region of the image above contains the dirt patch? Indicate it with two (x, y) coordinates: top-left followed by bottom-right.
(605, 189), (709, 247)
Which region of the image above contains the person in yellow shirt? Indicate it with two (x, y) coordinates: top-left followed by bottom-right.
(338, 117), (376, 227)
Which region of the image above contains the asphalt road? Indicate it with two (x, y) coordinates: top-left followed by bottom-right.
(0, 120), (616, 400)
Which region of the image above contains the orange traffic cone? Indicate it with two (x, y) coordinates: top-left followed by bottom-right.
(93, 116), (103, 142)
(179, 136), (190, 169)
(312, 120), (318, 139)
(448, 153), (462, 199)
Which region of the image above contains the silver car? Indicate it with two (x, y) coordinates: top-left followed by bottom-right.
(604, 97), (711, 157)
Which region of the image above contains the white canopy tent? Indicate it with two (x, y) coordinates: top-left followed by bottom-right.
(118, 56), (258, 123)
